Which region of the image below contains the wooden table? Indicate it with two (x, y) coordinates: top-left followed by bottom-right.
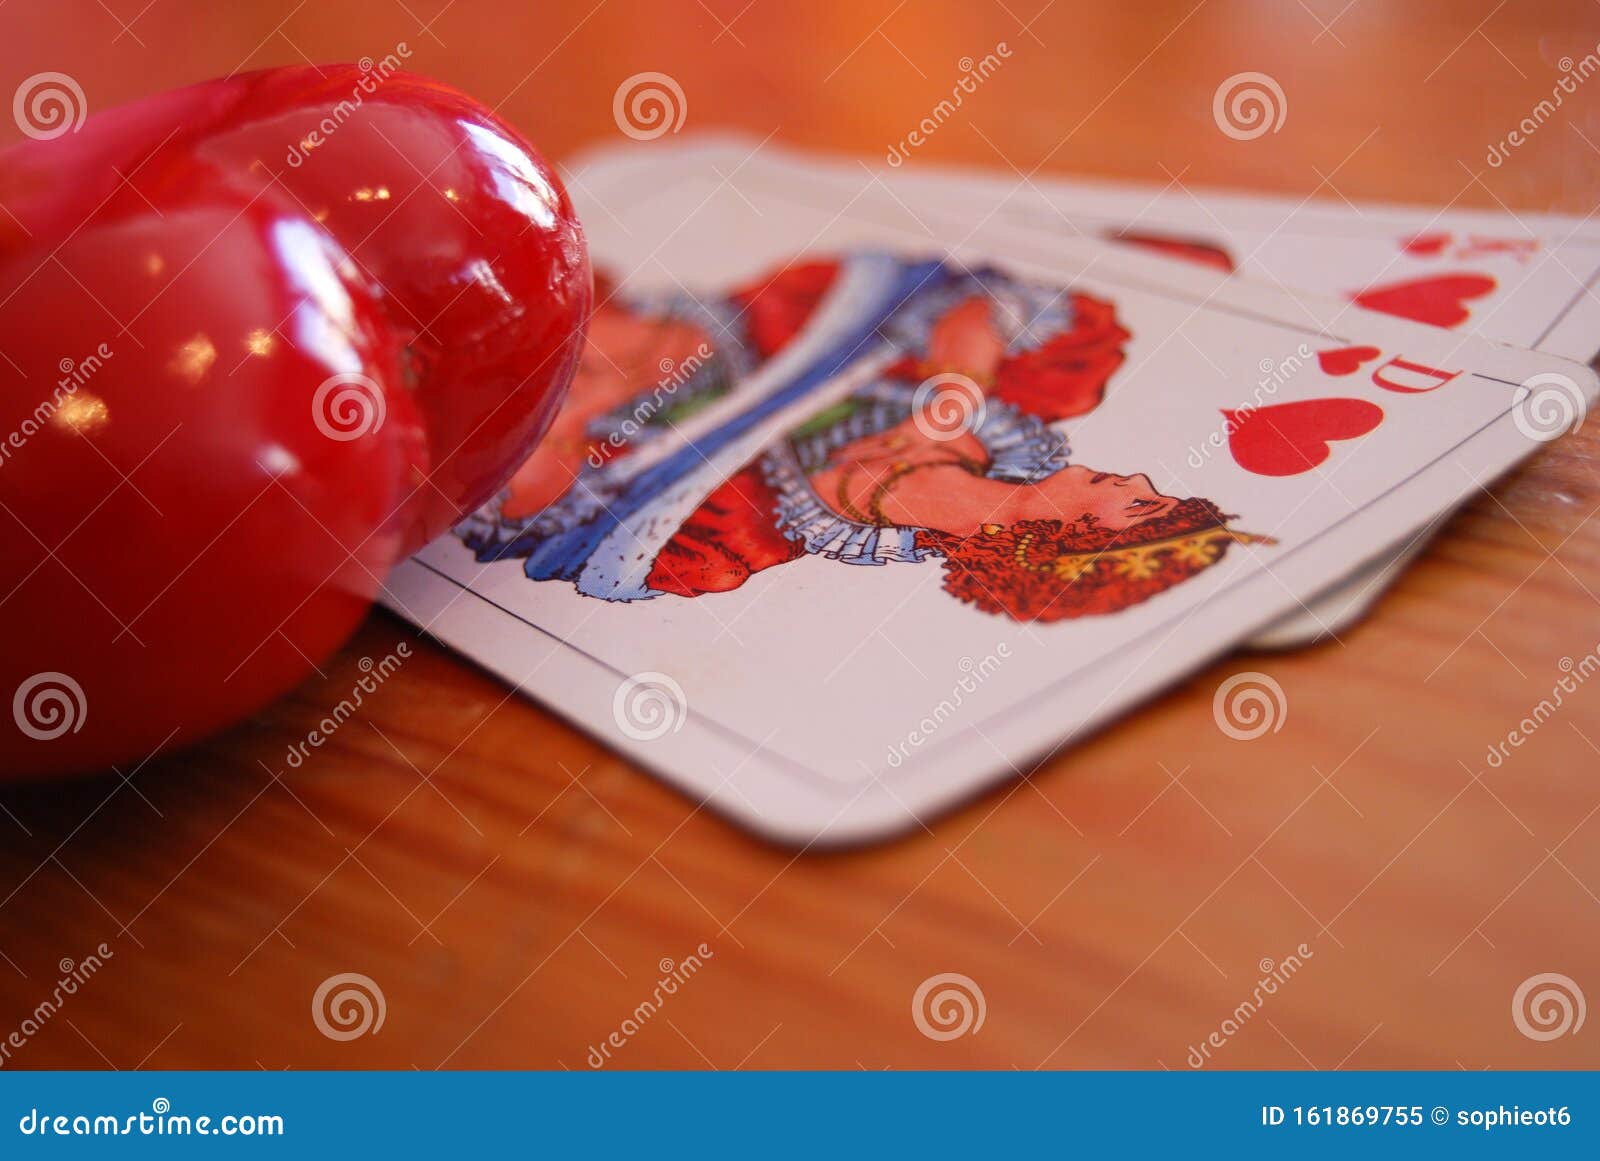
(3, 0), (1599, 1069)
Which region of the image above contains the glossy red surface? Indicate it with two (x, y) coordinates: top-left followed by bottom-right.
(0, 66), (590, 776)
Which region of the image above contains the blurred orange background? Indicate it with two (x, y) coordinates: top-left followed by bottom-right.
(4, 0), (1598, 210)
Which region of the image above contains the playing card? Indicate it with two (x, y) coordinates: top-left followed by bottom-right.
(882, 151), (1600, 647)
(381, 144), (1597, 845)
(637, 135), (1600, 647)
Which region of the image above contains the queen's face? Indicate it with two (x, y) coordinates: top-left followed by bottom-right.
(1034, 465), (1180, 531)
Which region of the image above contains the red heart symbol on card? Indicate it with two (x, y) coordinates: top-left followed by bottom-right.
(1401, 231), (1450, 256)
(1225, 398), (1384, 477)
(1316, 345), (1381, 376)
(1351, 274), (1497, 328)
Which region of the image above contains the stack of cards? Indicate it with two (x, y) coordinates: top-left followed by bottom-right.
(383, 136), (1600, 845)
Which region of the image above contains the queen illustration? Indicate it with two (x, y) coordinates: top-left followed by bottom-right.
(459, 253), (1269, 622)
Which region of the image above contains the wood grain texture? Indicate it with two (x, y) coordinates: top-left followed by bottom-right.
(2, 0), (1600, 1070)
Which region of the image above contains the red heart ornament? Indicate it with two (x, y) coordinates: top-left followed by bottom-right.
(1316, 345), (1381, 376)
(1225, 398), (1384, 477)
(1351, 274), (1497, 328)
(1401, 231), (1450, 256)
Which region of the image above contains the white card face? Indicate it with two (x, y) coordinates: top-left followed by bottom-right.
(873, 146), (1600, 645)
(888, 163), (1600, 362)
(620, 136), (1600, 647)
(382, 145), (1598, 845)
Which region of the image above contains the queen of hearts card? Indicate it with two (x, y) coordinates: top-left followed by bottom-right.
(460, 253), (1270, 621)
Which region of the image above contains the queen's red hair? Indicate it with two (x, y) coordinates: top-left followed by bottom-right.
(919, 499), (1260, 622)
